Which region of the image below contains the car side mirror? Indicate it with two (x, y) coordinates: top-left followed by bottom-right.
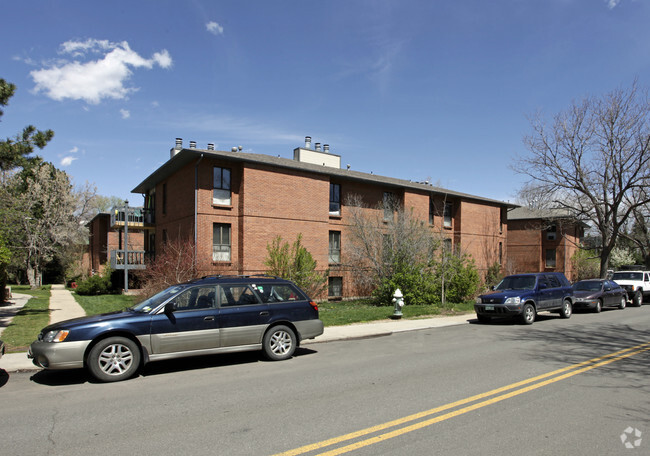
(164, 302), (177, 315)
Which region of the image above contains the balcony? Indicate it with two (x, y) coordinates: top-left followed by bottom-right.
(110, 250), (148, 270)
(110, 207), (155, 229)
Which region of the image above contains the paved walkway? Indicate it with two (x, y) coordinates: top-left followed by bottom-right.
(0, 286), (474, 372)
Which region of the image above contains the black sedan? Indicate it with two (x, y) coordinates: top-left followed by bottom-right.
(572, 279), (627, 312)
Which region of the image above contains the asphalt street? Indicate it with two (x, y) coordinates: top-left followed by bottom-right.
(1, 306), (649, 456)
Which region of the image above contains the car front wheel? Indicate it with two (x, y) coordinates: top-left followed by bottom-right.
(619, 296), (627, 309)
(594, 299), (602, 313)
(521, 303), (535, 325)
(560, 300), (572, 319)
(263, 325), (296, 361)
(87, 336), (141, 382)
(633, 290), (643, 307)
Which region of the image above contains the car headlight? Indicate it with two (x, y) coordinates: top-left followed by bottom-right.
(504, 297), (521, 305)
(42, 330), (70, 343)
(475, 297), (482, 304)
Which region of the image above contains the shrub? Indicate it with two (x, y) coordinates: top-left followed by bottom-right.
(265, 234), (328, 299)
(75, 265), (114, 296)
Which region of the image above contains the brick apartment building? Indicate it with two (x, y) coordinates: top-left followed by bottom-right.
(506, 207), (586, 281)
(114, 137), (513, 299)
(86, 210), (147, 276)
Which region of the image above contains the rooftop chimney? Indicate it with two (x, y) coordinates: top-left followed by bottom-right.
(189, 141), (197, 149)
(170, 138), (183, 158)
(305, 136), (312, 149)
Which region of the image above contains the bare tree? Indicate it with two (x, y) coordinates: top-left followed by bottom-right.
(517, 82), (650, 277)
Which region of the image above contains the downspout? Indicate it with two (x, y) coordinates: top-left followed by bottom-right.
(195, 154), (204, 267)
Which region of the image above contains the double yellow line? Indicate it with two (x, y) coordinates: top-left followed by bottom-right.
(275, 341), (650, 456)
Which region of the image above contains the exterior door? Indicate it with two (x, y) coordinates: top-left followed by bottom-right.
(149, 286), (220, 354)
(217, 284), (271, 347)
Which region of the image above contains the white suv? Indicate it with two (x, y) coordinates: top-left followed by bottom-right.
(611, 270), (650, 307)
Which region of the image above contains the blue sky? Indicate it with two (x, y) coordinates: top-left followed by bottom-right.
(2, 0), (649, 205)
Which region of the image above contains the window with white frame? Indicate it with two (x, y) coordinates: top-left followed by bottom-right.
(329, 231), (341, 264)
(213, 167), (232, 206)
(213, 223), (231, 261)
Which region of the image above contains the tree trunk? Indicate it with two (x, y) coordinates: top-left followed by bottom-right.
(26, 262), (37, 289)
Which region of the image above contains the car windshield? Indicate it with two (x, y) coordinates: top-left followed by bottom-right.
(130, 285), (187, 313)
(573, 281), (602, 292)
(612, 272), (642, 281)
(495, 276), (537, 290)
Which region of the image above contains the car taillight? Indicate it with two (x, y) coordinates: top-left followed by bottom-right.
(309, 301), (319, 311)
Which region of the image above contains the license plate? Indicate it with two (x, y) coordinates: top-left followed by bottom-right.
(485, 305), (494, 311)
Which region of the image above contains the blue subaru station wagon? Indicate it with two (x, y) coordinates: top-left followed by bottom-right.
(474, 272), (574, 325)
(29, 275), (324, 382)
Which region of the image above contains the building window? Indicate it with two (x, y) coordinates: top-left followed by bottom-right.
(547, 224), (557, 241)
(383, 192), (394, 221)
(443, 238), (452, 252)
(429, 197), (435, 225)
(545, 249), (556, 268)
(329, 231), (341, 264)
(213, 223), (231, 261)
(499, 242), (503, 266)
(330, 183), (341, 216)
(162, 183), (167, 215)
(443, 202), (453, 228)
(328, 277), (342, 298)
(213, 167), (232, 206)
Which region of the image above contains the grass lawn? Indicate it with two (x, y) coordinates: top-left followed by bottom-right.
(72, 292), (139, 316)
(2, 285), (51, 353)
(319, 299), (475, 326)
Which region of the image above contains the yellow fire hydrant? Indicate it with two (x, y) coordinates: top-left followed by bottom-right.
(391, 288), (404, 319)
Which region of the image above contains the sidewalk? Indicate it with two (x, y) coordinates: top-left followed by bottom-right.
(1, 284), (86, 373)
(0, 286), (474, 372)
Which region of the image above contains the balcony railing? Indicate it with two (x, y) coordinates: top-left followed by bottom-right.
(110, 207), (155, 228)
(110, 250), (147, 270)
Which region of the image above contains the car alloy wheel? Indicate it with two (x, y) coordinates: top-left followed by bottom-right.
(594, 300), (602, 313)
(87, 336), (141, 382)
(619, 297), (626, 309)
(560, 299), (572, 319)
(263, 325), (296, 361)
(521, 303), (535, 325)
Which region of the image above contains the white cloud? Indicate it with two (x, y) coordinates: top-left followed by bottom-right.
(60, 156), (78, 167)
(607, 0), (622, 8)
(120, 109), (130, 119)
(30, 39), (173, 104)
(206, 21), (224, 35)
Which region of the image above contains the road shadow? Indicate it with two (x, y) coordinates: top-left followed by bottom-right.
(29, 346), (318, 386)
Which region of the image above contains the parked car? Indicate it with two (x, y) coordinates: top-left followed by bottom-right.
(29, 275), (324, 382)
(610, 270), (650, 307)
(572, 279), (627, 312)
(474, 272), (574, 325)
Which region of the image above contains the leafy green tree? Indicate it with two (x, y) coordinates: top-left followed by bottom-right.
(265, 234), (328, 299)
(0, 78), (54, 171)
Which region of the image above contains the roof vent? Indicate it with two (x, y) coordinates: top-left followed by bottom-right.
(207, 143), (215, 151)
(231, 147), (238, 152)
(305, 136), (312, 149)
(315, 142), (321, 151)
(189, 141), (197, 149)
(323, 144), (330, 153)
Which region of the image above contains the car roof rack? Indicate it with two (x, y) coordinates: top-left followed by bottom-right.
(199, 274), (282, 280)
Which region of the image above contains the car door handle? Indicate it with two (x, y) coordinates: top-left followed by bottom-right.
(204, 316), (215, 321)
(259, 311), (269, 316)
